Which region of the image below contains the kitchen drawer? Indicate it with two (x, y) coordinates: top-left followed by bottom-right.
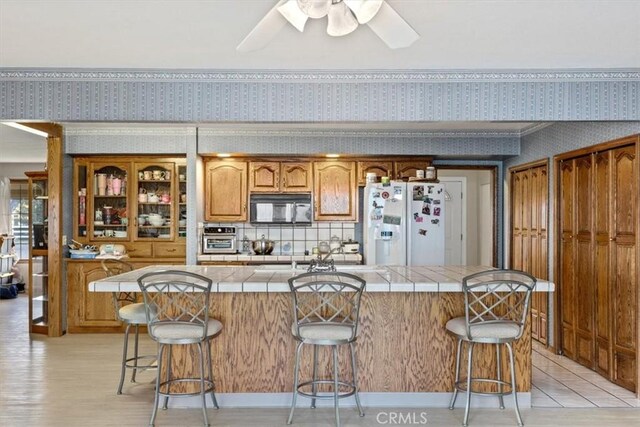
(123, 243), (153, 258)
(154, 243), (186, 258)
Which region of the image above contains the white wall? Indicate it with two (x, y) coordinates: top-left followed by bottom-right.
(0, 163), (45, 179)
(438, 169), (493, 265)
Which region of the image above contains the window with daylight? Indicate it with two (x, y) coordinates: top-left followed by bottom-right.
(10, 180), (29, 260)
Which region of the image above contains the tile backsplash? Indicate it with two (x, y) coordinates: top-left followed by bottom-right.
(200, 222), (357, 255)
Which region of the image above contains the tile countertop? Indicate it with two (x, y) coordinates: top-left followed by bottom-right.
(197, 253), (362, 263)
(89, 265), (555, 294)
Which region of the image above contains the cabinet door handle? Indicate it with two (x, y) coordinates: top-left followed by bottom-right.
(609, 237), (616, 241)
(166, 248), (176, 252)
(283, 177), (287, 187)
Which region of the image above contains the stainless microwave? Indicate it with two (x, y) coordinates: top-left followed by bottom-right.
(249, 194), (312, 225)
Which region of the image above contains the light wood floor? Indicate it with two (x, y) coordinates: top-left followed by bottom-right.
(1, 294), (639, 426)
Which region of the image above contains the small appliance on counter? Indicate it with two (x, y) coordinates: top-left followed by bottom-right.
(201, 225), (237, 254)
(249, 194), (312, 225)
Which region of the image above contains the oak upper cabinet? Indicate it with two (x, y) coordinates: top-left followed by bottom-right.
(357, 160), (394, 186)
(205, 159), (248, 221)
(281, 162), (312, 192)
(395, 160), (431, 180)
(313, 161), (357, 221)
(249, 161), (312, 193)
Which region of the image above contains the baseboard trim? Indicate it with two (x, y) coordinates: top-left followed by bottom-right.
(168, 392), (531, 409)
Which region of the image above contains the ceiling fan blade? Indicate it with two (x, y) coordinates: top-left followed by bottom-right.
(236, 0), (289, 53)
(365, 1), (419, 49)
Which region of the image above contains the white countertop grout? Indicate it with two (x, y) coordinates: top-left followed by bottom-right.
(89, 265), (555, 293)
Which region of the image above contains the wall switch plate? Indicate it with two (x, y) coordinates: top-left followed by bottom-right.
(62, 235), (67, 245)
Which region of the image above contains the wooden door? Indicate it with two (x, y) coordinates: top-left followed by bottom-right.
(313, 161), (357, 221)
(510, 164), (549, 345)
(594, 151), (612, 377)
(611, 145), (637, 391)
(357, 160), (394, 186)
(205, 160), (247, 221)
(536, 165), (549, 344)
(560, 160), (577, 359)
(281, 162), (312, 192)
(574, 155), (595, 368)
(511, 171), (523, 270)
(394, 160), (430, 180)
(249, 161), (280, 193)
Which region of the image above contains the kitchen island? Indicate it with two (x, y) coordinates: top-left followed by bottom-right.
(89, 265), (554, 408)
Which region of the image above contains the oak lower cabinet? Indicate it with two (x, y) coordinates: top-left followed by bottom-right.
(66, 259), (182, 333)
(510, 162), (549, 345)
(249, 161), (312, 193)
(313, 161), (357, 221)
(558, 135), (638, 392)
(204, 159), (248, 221)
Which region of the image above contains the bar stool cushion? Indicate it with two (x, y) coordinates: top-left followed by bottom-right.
(150, 319), (223, 340)
(446, 317), (520, 340)
(118, 302), (148, 324)
(292, 322), (354, 341)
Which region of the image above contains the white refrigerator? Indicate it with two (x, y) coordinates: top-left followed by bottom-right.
(363, 181), (445, 266)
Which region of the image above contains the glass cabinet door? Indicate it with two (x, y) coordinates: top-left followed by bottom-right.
(135, 163), (174, 240)
(27, 172), (49, 335)
(177, 163), (187, 240)
(89, 163), (130, 241)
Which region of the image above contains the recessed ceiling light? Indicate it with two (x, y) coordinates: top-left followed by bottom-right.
(326, 153), (340, 158)
(217, 153), (232, 158)
(2, 122), (49, 138)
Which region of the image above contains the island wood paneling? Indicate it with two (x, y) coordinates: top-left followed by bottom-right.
(157, 292), (531, 394)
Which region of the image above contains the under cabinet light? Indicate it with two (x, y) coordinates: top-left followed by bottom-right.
(217, 153), (232, 158)
(326, 153), (341, 158)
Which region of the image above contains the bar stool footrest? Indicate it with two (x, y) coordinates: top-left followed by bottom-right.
(454, 377), (513, 397)
(124, 354), (157, 371)
(296, 379), (356, 400)
(158, 378), (216, 398)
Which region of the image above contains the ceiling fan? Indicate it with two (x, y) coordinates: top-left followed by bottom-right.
(237, 0), (420, 52)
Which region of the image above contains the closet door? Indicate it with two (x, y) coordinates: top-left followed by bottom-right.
(575, 155), (595, 368)
(531, 165), (549, 344)
(560, 160), (577, 358)
(511, 171), (524, 271)
(611, 145), (637, 391)
(594, 151), (612, 377)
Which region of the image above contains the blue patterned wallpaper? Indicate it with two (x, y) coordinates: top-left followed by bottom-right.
(65, 127), (194, 154)
(197, 128), (519, 157)
(1, 69), (638, 122)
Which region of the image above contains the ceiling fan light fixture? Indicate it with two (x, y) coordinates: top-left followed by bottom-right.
(278, 0), (309, 32)
(344, 0), (383, 24)
(297, 0), (331, 19)
(327, 1), (358, 36)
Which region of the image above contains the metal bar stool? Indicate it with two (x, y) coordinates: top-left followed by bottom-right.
(446, 269), (536, 427)
(101, 259), (157, 395)
(287, 271), (366, 427)
(138, 270), (222, 427)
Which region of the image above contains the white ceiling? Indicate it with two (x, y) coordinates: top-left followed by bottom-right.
(0, 124), (47, 163)
(1, 0), (639, 70)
